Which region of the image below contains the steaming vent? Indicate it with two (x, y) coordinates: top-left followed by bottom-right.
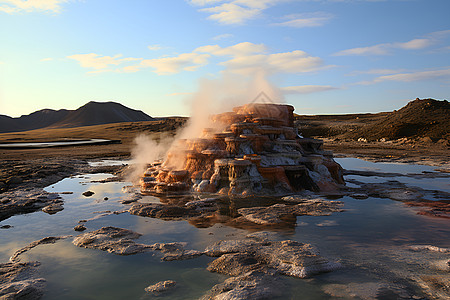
(140, 102), (345, 197)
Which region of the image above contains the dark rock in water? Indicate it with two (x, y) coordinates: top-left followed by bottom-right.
(103, 197), (109, 201)
(201, 270), (284, 300)
(82, 191), (95, 197)
(10, 236), (71, 263)
(42, 203), (64, 215)
(145, 280), (176, 294)
(0, 262), (46, 300)
(1, 225), (12, 229)
(74, 224), (86, 232)
(129, 203), (200, 219)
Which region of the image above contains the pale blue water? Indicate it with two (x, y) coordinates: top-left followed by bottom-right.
(0, 158), (449, 299)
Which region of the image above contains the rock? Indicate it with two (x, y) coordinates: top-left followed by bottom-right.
(82, 191), (95, 197)
(387, 188), (422, 201)
(1, 225), (12, 229)
(207, 253), (262, 276)
(10, 236), (71, 263)
(0, 262), (45, 300)
(416, 275), (450, 299)
(281, 195), (321, 203)
(419, 136), (433, 144)
(432, 259), (450, 272)
(161, 249), (204, 261)
(129, 203), (200, 219)
(6, 176), (23, 185)
(74, 224), (86, 232)
(409, 245), (450, 253)
(73, 227), (203, 260)
(0, 189), (62, 222)
(205, 239), (262, 257)
(201, 270), (284, 300)
(103, 197), (109, 200)
(236, 199), (344, 226)
(72, 226), (149, 255)
(144, 280), (176, 294)
(185, 197), (219, 210)
(205, 235), (341, 278)
(437, 139), (449, 146)
(42, 203), (64, 214)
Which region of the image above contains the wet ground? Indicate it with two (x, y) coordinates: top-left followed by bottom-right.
(0, 158), (449, 299)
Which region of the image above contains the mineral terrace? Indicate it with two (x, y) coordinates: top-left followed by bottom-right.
(140, 103), (345, 197)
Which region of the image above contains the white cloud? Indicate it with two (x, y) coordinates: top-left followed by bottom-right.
(67, 53), (142, 73)
(189, 0), (224, 5)
(334, 43), (391, 56)
(348, 68), (407, 75)
(333, 30), (449, 56)
(266, 50), (326, 73)
(212, 33), (234, 40)
(196, 42), (328, 74)
(40, 57), (53, 62)
(273, 12), (333, 28)
(69, 42), (329, 76)
(0, 0), (69, 14)
(200, 2), (259, 24)
(148, 45), (163, 51)
(140, 53), (210, 75)
(359, 68), (450, 84)
(394, 38), (432, 50)
(195, 42), (266, 56)
(281, 85), (338, 94)
(192, 0), (281, 24)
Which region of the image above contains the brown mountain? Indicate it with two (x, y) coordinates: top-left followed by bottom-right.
(295, 98), (449, 141)
(342, 98), (450, 141)
(0, 101), (154, 133)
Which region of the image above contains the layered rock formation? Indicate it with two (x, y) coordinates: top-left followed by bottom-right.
(140, 103), (344, 196)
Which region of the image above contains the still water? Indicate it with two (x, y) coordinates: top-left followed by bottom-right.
(0, 158), (449, 299)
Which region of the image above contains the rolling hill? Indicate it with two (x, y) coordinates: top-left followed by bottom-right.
(0, 101), (154, 133)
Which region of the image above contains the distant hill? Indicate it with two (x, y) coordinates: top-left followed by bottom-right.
(295, 98), (449, 142)
(342, 98), (450, 141)
(0, 101), (154, 133)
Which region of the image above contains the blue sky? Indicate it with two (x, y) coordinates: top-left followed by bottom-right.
(0, 0), (449, 117)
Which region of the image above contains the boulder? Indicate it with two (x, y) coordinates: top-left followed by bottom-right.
(144, 280), (176, 294)
(0, 262), (45, 300)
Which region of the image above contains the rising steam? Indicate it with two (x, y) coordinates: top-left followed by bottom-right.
(129, 69), (284, 182)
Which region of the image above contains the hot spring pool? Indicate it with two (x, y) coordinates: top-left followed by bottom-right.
(0, 158), (449, 299)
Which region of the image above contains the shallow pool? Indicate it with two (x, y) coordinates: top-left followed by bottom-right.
(0, 158), (449, 299)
